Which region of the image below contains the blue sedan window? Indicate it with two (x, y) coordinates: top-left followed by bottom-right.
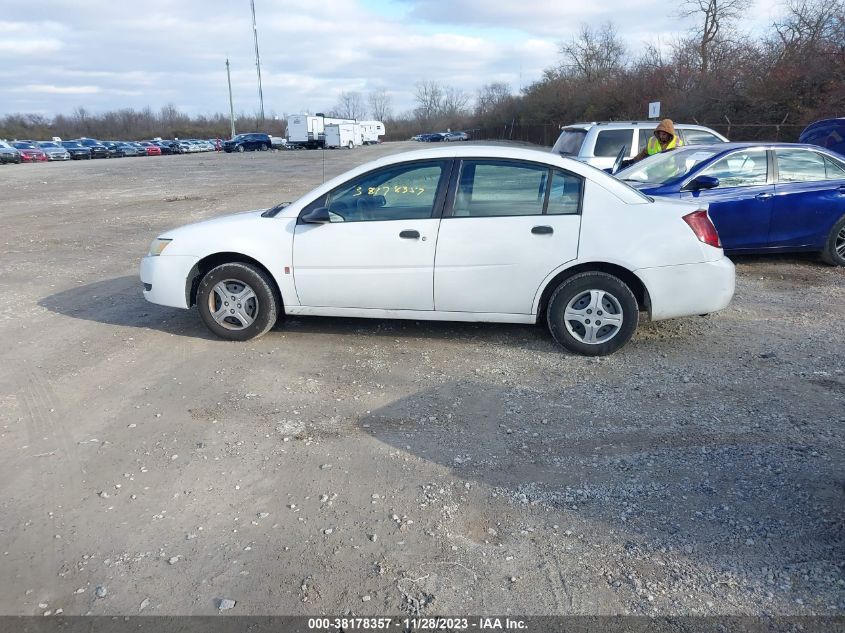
(825, 156), (845, 179)
(702, 150), (767, 188)
(776, 149), (828, 182)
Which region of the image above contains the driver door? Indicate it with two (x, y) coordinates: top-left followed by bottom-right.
(292, 160), (451, 310)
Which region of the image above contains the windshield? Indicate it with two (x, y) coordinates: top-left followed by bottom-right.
(552, 129), (587, 156)
(616, 148), (719, 184)
(39, 142), (58, 148)
(62, 142), (82, 148)
(13, 142), (36, 149)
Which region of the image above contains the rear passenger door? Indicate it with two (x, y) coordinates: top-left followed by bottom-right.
(770, 148), (845, 247)
(433, 159), (582, 315)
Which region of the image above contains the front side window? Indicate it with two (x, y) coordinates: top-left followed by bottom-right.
(453, 160), (549, 217)
(323, 160), (447, 222)
(701, 150), (768, 188)
(593, 129), (634, 157)
(776, 149), (828, 183)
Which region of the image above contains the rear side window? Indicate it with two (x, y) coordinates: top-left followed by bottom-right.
(824, 155), (845, 179)
(454, 161), (548, 217)
(547, 169), (582, 215)
(593, 129), (634, 157)
(552, 129), (587, 156)
(682, 129), (723, 145)
(776, 149), (827, 182)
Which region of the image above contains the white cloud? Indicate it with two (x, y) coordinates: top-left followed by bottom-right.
(14, 84), (101, 94)
(0, 0), (782, 118)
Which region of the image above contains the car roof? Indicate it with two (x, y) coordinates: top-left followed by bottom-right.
(675, 141), (839, 152)
(563, 121), (721, 130)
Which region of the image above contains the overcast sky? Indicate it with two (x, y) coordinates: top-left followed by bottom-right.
(1, 0), (779, 119)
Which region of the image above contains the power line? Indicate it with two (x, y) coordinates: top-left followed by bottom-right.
(250, 0), (265, 121)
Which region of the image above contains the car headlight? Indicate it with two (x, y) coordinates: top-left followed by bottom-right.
(148, 238), (173, 256)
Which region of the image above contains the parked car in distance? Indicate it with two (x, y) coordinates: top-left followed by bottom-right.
(116, 142), (144, 157)
(141, 145), (735, 355)
(270, 136), (288, 149)
(102, 141), (127, 158)
(223, 133), (272, 152)
(139, 142), (162, 156)
(444, 131), (469, 142)
(552, 121), (729, 170)
(60, 141), (92, 159)
(420, 133), (446, 142)
(616, 142), (845, 266)
(799, 118), (845, 157)
(11, 142), (48, 162)
(0, 140), (22, 164)
(151, 140), (178, 155)
(128, 142), (148, 156)
(35, 141), (71, 161)
(73, 138), (110, 159)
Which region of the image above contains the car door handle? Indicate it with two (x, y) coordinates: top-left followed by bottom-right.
(531, 225), (554, 235)
(837, 185), (845, 194)
(399, 230), (420, 239)
(755, 193), (773, 200)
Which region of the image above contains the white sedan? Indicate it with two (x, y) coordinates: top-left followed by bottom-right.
(141, 145), (735, 355)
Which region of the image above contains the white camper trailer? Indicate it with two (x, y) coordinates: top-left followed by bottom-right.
(286, 114), (355, 149)
(324, 123), (359, 149)
(357, 121), (385, 145)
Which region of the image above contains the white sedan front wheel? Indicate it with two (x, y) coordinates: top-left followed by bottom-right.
(197, 263), (279, 341)
(547, 272), (638, 356)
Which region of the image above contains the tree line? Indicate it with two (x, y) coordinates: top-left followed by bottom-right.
(1, 0), (841, 143)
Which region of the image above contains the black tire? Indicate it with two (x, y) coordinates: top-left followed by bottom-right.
(237, 145), (245, 153)
(820, 214), (845, 266)
(546, 271), (639, 356)
(196, 263), (281, 341)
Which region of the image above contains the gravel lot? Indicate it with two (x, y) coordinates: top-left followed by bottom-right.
(0, 143), (843, 617)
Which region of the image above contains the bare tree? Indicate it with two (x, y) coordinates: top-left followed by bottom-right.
(678, 0), (753, 72)
(367, 89), (392, 121)
(559, 22), (627, 81)
(476, 82), (512, 116)
(774, 0), (844, 50)
(331, 91), (367, 120)
(413, 80), (444, 121)
(441, 87), (470, 117)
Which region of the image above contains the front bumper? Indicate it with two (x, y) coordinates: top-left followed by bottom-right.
(636, 257), (735, 321)
(140, 255), (200, 309)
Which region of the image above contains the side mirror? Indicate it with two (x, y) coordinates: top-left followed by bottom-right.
(686, 175), (720, 191)
(300, 207), (331, 224)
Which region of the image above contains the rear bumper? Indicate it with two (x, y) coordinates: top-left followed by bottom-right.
(140, 255), (200, 309)
(636, 257), (735, 321)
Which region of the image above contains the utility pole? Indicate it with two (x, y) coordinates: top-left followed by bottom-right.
(226, 58), (236, 138)
(250, 0), (265, 121)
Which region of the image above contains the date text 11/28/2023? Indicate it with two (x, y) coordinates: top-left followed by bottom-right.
(307, 617), (528, 630)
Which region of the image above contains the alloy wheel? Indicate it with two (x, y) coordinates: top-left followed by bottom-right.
(564, 289), (624, 344)
(207, 280), (259, 330)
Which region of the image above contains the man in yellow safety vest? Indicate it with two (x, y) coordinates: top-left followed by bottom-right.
(627, 119), (683, 165)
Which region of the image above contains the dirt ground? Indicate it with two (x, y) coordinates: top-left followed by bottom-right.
(0, 143), (842, 618)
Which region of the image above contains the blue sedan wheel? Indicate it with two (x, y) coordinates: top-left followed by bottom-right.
(822, 216), (845, 266)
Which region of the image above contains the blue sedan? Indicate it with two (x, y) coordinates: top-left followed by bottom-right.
(616, 143), (845, 266)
